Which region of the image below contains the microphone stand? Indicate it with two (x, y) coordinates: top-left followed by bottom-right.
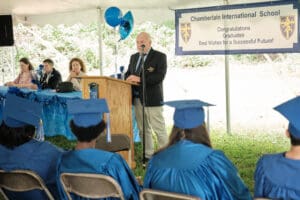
(140, 47), (147, 167)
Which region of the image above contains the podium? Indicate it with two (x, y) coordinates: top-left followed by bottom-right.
(81, 76), (135, 168)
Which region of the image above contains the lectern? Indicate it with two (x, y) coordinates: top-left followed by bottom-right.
(81, 76), (135, 168)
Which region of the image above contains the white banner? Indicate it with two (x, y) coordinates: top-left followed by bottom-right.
(175, 0), (300, 55)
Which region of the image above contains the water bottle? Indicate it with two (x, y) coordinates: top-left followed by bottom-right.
(37, 64), (44, 78)
(90, 83), (98, 99)
(34, 64), (44, 89)
(120, 66), (125, 80)
(35, 64), (44, 81)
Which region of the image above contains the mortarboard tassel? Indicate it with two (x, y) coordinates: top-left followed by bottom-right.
(35, 119), (45, 141)
(106, 113), (111, 143)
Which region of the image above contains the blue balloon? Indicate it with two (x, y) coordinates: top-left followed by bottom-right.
(119, 11), (134, 40)
(104, 7), (123, 27)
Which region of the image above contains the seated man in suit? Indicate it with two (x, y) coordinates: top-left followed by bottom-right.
(39, 58), (62, 89)
(254, 96), (300, 199)
(0, 93), (63, 200)
(56, 98), (141, 200)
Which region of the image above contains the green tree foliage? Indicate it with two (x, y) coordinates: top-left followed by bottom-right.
(13, 21), (217, 76)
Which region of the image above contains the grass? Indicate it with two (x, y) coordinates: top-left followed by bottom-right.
(46, 135), (77, 150)
(0, 130), (288, 200)
(209, 129), (289, 193)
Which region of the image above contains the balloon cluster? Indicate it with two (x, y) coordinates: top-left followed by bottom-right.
(104, 7), (134, 40)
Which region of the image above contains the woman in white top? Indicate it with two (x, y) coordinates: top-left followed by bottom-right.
(66, 58), (86, 91)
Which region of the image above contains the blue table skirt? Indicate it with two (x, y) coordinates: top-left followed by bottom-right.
(0, 86), (81, 140)
(0, 86), (140, 142)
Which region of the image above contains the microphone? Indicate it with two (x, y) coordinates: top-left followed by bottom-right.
(140, 44), (145, 55)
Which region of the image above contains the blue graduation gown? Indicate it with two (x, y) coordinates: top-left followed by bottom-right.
(254, 153), (300, 199)
(0, 139), (63, 199)
(144, 140), (252, 200)
(56, 148), (141, 200)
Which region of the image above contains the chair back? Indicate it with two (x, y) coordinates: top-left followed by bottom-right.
(96, 133), (131, 152)
(140, 189), (201, 200)
(0, 169), (54, 200)
(95, 133), (132, 166)
(60, 173), (125, 200)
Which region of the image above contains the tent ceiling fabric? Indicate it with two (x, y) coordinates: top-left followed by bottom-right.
(1, 0), (280, 16)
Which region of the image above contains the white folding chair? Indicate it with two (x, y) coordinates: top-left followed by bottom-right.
(60, 173), (125, 200)
(0, 169), (54, 200)
(0, 188), (9, 200)
(140, 189), (201, 200)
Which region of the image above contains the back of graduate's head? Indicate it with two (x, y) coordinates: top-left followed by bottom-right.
(274, 96), (300, 146)
(67, 98), (110, 143)
(0, 94), (42, 149)
(165, 100), (214, 148)
(287, 123), (300, 146)
(70, 120), (106, 142)
(0, 122), (35, 149)
(169, 124), (211, 148)
(289, 131), (300, 146)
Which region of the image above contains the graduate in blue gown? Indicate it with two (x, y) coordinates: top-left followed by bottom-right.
(0, 93), (63, 200)
(254, 96), (300, 199)
(144, 100), (252, 200)
(56, 98), (141, 200)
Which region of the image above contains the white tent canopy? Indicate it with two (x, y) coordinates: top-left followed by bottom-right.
(1, 0), (281, 25)
(1, 0), (278, 15)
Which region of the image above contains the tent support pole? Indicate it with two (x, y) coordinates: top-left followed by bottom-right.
(97, 7), (103, 76)
(224, 0), (231, 134)
(225, 54), (231, 134)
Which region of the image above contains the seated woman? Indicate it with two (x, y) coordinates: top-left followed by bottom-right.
(66, 57), (86, 91)
(4, 57), (37, 89)
(143, 100), (252, 200)
(56, 99), (141, 200)
(254, 96), (300, 199)
(0, 93), (63, 200)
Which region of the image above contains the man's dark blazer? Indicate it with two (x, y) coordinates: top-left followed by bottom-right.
(125, 48), (167, 107)
(40, 68), (62, 89)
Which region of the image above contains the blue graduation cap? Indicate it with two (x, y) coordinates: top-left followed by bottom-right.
(67, 98), (111, 142)
(274, 96), (300, 138)
(165, 99), (214, 129)
(3, 93), (43, 128)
